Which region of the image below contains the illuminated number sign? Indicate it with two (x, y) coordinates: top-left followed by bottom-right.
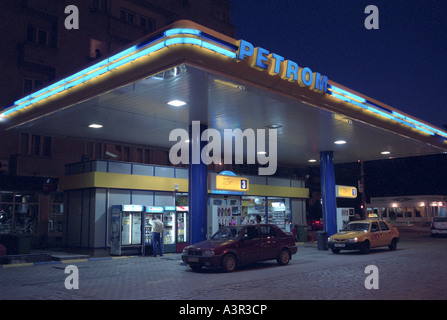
(216, 175), (249, 192)
(336, 185), (357, 198)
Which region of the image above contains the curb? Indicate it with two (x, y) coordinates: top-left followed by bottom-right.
(0, 255), (136, 269)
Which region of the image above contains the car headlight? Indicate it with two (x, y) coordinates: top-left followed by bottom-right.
(202, 250), (214, 256)
(182, 248), (188, 255)
(348, 237), (358, 243)
(328, 237), (334, 243)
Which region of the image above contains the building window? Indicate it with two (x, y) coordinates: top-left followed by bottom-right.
(140, 17), (154, 31)
(19, 134), (52, 157)
(89, 39), (107, 60)
(23, 78), (45, 95)
(26, 25), (50, 47)
(120, 8), (155, 31)
(93, 0), (109, 13)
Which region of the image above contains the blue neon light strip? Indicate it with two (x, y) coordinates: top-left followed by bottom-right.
(1, 28), (236, 117)
(328, 84), (447, 139)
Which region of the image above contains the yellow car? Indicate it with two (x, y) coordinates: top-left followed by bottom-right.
(328, 220), (399, 254)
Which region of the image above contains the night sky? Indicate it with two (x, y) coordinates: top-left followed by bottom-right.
(230, 0), (447, 130)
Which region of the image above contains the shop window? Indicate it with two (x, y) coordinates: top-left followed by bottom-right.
(0, 192), (39, 234)
(49, 193), (64, 233)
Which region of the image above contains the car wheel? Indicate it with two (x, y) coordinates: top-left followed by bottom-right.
(360, 240), (370, 254)
(331, 248), (340, 254)
(277, 249), (291, 265)
(388, 238), (398, 251)
(222, 253), (237, 272)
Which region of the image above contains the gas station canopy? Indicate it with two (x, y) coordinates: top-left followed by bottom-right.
(1, 20), (446, 167)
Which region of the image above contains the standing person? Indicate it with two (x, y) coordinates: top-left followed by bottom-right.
(255, 214), (262, 224)
(150, 215), (164, 257)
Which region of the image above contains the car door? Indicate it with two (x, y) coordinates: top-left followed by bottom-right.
(237, 226), (262, 264)
(369, 221), (382, 247)
(259, 225), (279, 260)
(378, 221), (392, 246)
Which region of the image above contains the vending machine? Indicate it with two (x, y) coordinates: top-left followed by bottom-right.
(176, 206), (188, 252)
(110, 204), (144, 256)
(143, 206), (164, 256)
(270, 201), (286, 231)
(336, 207), (354, 232)
(163, 206), (176, 253)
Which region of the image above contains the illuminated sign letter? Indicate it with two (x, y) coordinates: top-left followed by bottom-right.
(311, 73), (328, 93)
(298, 67), (314, 87)
(268, 53), (284, 76)
(282, 60), (299, 82)
(237, 40), (254, 61)
(252, 47), (270, 70)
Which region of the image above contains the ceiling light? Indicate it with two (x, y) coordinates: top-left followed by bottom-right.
(267, 124), (282, 129)
(167, 100), (187, 107)
(334, 140), (347, 145)
(308, 159), (317, 163)
(257, 151), (267, 155)
(381, 151), (391, 155)
(89, 123), (103, 129)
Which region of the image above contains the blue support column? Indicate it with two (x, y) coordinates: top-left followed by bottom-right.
(188, 122), (208, 244)
(320, 151), (337, 236)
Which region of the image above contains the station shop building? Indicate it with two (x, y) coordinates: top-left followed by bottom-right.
(1, 20), (446, 254)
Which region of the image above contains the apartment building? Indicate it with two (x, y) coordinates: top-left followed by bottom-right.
(0, 0), (234, 248)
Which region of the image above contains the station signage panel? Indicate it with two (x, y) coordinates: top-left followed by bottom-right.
(336, 185), (357, 198)
(216, 175), (249, 192)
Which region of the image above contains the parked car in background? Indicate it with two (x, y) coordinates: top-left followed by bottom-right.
(431, 216), (447, 237)
(182, 224), (297, 272)
(328, 219), (399, 254)
(307, 219), (323, 231)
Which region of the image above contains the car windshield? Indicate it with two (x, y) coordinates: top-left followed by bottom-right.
(434, 217), (447, 222)
(343, 223), (370, 232)
(211, 226), (244, 240)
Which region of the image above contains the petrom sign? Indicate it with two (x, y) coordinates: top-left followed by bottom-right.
(236, 39), (328, 94)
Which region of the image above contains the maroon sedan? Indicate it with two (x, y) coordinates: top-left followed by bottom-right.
(182, 224), (297, 272)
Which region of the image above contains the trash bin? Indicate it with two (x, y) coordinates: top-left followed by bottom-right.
(296, 224), (308, 242)
(0, 244), (6, 256)
(317, 231), (328, 250)
(0, 233), (32, 255)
